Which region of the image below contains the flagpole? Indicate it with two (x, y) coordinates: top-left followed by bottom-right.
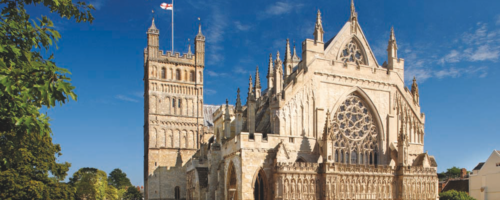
(172, 0), (174, 53)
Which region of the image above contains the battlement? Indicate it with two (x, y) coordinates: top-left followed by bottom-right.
(324, 163), (395, 174)
(275, 162), (320, 173)
(151, 50), (196, 65)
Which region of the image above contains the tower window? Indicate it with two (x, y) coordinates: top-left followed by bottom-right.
(178, 99), (181, 108)
(161, 68), (166, 79)
(190, 71), (195, 82)
(176, 69), (181, 80)
(172, 99), (176, 107)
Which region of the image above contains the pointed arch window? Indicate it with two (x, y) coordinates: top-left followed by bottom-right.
(330, 94), (379, 165)
(340, 39), (366, 65)
(190, 71), (195, 82)
(253, 170), (266, 200)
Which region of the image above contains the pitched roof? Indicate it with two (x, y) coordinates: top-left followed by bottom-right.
(442, 179), (469, 193)
(473, 162), (485, 171)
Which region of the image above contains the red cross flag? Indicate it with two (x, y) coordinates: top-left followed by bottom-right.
(160, 3), (173, 10)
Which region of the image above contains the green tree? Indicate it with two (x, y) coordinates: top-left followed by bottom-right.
(0, 0), (93, 199)
(70, 167), (108, 200)
(439, 190), (476, 200)
(118, 188), (127, 200)
(446, 166), (462, 178)
(124, 186), (143, 200)
(106, 185), (119, 200)
(108, 168), (133, 189)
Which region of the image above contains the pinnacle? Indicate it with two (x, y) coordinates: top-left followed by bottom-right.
(149, 17), (158, 30)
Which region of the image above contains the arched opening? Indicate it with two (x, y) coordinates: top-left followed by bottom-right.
(227, 162), (238, 200)
(253, 169), (266, 200)
(296, 157), (306, 163)
(161, 67), (166, 79)
(351, 150), (357, 164)
(335, 150), (339, 162)
(175, 186), (180, 199)
(176, 69), (181, 80)
(190, 70), (195, 82)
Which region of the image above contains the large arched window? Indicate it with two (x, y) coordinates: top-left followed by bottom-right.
(330, 94), (379, 165)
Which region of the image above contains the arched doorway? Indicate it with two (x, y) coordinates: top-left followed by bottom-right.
(227, 162), (237, 200)
(253, 169), (267, 200)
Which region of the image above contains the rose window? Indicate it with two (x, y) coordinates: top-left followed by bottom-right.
(332, 95), (377, 141)
(340, 39), (366, 65)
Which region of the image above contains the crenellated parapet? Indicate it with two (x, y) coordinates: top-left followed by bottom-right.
(275, 162), (320, 173)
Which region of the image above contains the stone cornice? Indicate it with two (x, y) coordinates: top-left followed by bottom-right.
(314, 71), (395, 90)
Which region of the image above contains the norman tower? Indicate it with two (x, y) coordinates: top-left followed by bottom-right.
(144, 18), (206, 200)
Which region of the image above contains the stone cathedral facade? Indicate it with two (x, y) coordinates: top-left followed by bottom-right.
(143, 2), (439, 200)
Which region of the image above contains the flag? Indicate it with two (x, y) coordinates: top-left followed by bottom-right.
(160, 3), (173, 10)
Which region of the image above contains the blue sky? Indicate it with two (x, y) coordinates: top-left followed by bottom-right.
(33, 0), (500, 186)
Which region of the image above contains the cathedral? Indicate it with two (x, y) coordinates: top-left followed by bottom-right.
(143, 1), (439, 200)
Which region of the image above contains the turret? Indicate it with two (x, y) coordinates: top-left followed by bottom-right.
(387, 27), (398, 70)
(195, 24), (205, 67)
(386, 27), (405, 75)
(313, 10), (324, 43)
(147, 18), (160, 59)
(224, 99), (231, 139)
(350, 0), (358, 33)
(284, 39), (292, 82)
(254, 66), (262, 99)
(247, 75), (256, 137)
(235, 88), (243, 135)
(411, 77), (419, 105)
(274, 51), (283, 95)
(303, 10), (325, 66)
(292, 44), (300, 70)
(267, 53), (274, 91)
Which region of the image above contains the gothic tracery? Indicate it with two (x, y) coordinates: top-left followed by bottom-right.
(340, 39), (366, 65)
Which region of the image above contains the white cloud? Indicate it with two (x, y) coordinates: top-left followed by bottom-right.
(259, 2), (303, 19)
(233, 66), (249, 74)
(206, 70), (228, 77)
(234, 21), (251, 31)
(205, 89), (217, 95)
(204, 5), (228, 65)
(468, 45), (499, 61)
(439, 50), (461, 64)
(115, 95), (139, 103)
(440, 23), (500, 64)
(90, 0), (106, 10)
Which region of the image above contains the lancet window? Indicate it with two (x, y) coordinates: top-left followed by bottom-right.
(330, 94), (379, 164)
(340, 39), (366, 65)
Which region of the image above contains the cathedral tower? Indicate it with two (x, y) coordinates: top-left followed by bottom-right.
(144, 18), (205, 200)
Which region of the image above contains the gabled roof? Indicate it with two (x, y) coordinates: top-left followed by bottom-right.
(473, 162), (485, 171)
(442, 179), (469, 193)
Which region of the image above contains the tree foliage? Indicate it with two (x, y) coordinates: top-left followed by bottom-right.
(69, 167), (107, 200)
(439, 190), (476, 200)
(0, 0), (93, 199)
(106, 185), (119, 200)
(124, 186), (143, 200)
(108, 168), (133, 189)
